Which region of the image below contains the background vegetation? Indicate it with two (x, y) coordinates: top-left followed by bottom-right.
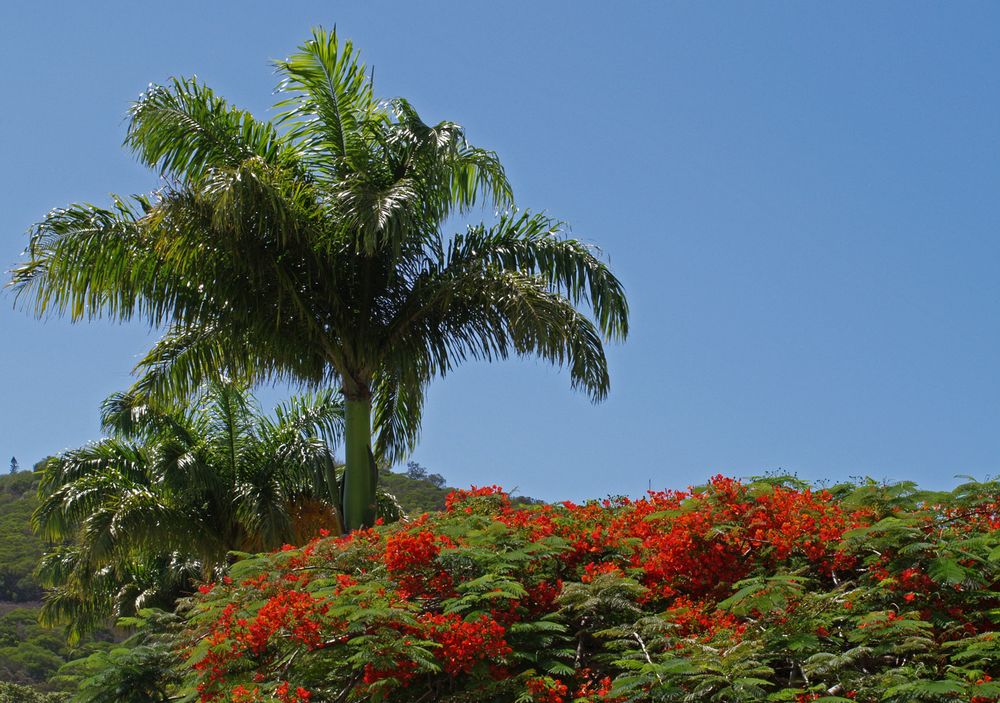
(0, 470), (45, 603)
(0, 469), (115, 691)
(0, 461), (467, 695)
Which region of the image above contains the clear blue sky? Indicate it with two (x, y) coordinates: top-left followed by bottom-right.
(2, 2), (999, 500)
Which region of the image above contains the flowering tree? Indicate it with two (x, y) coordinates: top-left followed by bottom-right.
(164, 476), (1000, 702)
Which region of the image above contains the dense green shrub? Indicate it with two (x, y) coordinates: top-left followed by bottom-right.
(54, 611), (181, 702)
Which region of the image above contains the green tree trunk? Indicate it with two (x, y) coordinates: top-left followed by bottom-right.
(321, 460), (342, 532)
(342, 397), (376, 531)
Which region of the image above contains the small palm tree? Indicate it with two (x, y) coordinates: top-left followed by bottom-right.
(11, 29), (629, 530)
(33, 382), (346, 634)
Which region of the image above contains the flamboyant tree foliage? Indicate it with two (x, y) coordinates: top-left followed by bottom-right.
(160, 476), (1000, 703)
(9, 29), (629, 531)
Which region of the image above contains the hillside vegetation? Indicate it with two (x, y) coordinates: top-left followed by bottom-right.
(0, 681), (63, 703)
(0, 463), (470, 694)
(0, 470), (116, 691)
(0, 470), (46, 603)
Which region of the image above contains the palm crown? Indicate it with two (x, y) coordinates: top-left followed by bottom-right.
(32, 382), (347, 635)
(11, 29), (629, 529)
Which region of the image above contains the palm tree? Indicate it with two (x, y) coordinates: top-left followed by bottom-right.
(33, 382), (348, 634)
(10, 29), (629, 530)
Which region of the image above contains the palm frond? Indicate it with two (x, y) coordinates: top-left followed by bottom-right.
(388, 263), (614, 400)
(126, 76), (298, 181)
(152, 436), (224, 501)
(198, 157), (321, 247)
(446, 211), (629, 340)
(99, 390), (196, 444)
(274, 27), (379, 174)
(271, 388), (346, 449)
(372, 360), (427, 465)
(331, 174), (425, 255)
(9, 197), (169, 323)
(35, 439), (147, 495)
(201, 381), (256, 477)
(132, 325), (261, 401)
(390, 97), (513, 212)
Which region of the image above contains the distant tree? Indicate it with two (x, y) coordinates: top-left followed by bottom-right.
(378, 469), (451, 515)
(8, 457), (18, 474)
(426, 473), (446, 488)
(405, 461), (428, 481)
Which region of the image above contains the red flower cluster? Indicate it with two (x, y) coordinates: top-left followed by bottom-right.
(358, 613), (511, 687)
(191, 588), (331, 701)
(384, 529), (442, 571)
(664, 595), (746, 638)
(526, 676), (570, 703)
(619, 476), (867, 600)
(581, 561), (623, 583)
(418, 612), (512, 674)
(245, 589), (329, 652)
(973, 675), (996, 703)
(383, 528), (455, 598)
(445, 484), (511, 513)
(221, 682), (312, 703)
(274, 682), (312, 703)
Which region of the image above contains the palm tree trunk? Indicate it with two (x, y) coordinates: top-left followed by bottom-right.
(342, 396), (376, 530)
(321, 460), (343, 534)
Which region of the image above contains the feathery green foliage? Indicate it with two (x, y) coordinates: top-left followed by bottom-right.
(55, 610), (182, 703)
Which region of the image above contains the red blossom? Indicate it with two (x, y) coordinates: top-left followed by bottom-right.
(526, 676), (570, 703)
(418, 612), (512, 674)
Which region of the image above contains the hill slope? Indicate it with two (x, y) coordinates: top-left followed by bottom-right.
(0, 471), (45, 603)
(0, 469), (115, 692)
